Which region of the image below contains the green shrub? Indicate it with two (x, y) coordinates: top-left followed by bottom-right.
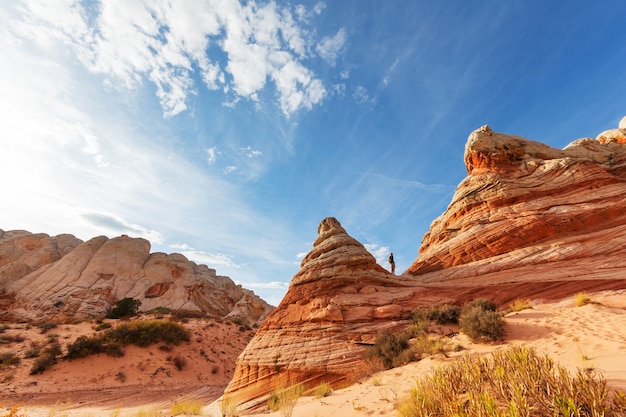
(95, 322), (112, 331)
(106, 298), (142, 319)
(65, 320), (189, 359)
(412, 304), (461, 325)
(459, 305), (504, 343)
(0, 352), (20, 368)
(398, 345), (622, 417)
(30, 344), (61, 374)
(37, 322), (59, 334)
(365, 332), (412, 370)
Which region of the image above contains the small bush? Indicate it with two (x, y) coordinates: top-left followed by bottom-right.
(0, 352), (20, 368)
(459, 305), (504, 343)
(106, 298), (142, 319)
(365, 332), (412, 370)
(30, 344), (61, 374)
(412, 304), (461, 325)
(95, 322), (112, 331)
(171, 355), (186, 371)
(37, 322), (59, 334)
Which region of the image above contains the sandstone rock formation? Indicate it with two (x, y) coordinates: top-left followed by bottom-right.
(224, 122), (626, 413)
(0, 231), (273, 325)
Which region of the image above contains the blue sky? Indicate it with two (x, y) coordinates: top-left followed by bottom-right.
(1, 1), (625, 306)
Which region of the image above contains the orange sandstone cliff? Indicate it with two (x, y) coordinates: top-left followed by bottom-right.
(223, 123), (626, 412)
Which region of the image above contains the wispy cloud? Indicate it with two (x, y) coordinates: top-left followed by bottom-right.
(10, 0), (338, 118)
(82, 212), (164, 244)
(317, 28), (346, 66)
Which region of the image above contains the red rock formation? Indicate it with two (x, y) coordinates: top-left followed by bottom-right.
(409, 124), (626, 277)
(224, 123), (626, 413)
(0, 232), (273, 325)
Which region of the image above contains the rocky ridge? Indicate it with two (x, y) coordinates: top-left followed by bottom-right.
(224, 122), (626, 412)
(0, 231), (273, 325)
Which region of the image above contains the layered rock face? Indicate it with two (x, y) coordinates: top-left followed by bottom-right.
(224, 123), (626, 412)
(408, 124), (626, 284)
(0, 231), (273, 325)
(223, 218), (418, 411)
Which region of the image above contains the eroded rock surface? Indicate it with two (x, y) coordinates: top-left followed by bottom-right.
(0, 232), (272, 325)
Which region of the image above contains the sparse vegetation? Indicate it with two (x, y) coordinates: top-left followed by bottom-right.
(397, 345), (625, 416)
(365, 332), (412, 370)
(95, 322), (112, 331)
(221, 395), (239, 417)
(507, 298), (533, 312)
(30, 343), (62, 374)
(411, 304), (461, 325)
(170, 400), (203, 415)
(313, 382), (333, 398)
(37, 322), (59, 334)
(65, 319), (190, 359)
(0, 352), (20, 368)
(575, 291), (591, 307)
(106, 298), (142, 319)
(170, 355), (186, 371)
(267, 383), (304, 417)
(459, 298), (504, 343)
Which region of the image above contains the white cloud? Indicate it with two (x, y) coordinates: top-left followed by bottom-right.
(364, 243), (391, 267)
(242, 281), (289, 290)
(316, 28), (346, 66)
(181, 250), (238, 268)
(353, 85), (372, 104)
(82, 212), (165, 244)
(207, 146), (220, 164)
(10, 0), (334, 117)
(240, 146), (262, 158)
(224, 166), (238, 174)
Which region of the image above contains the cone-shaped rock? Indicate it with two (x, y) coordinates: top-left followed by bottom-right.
(223, 217), (415, 412)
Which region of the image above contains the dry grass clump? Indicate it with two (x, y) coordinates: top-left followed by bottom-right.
(313, 381), (333, 398)
(507, 298), (533, 312)
(65, 319), (189, 360)
(169, 399), (203, 415)
(398, 345), (626, 417)
(575, 291), (591, 307)
(267, 383), (304, 417)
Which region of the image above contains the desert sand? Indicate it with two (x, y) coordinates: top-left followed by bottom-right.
(2, 290), (625, 417)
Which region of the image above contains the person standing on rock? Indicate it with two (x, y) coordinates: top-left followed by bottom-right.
(388, 252), (395, 274)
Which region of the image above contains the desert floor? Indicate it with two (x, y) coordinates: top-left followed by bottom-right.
(3, 290), (626, 417)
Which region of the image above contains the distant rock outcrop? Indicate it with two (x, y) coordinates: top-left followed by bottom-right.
(0, 231), (273, 325)
(224, 122), (626, 413)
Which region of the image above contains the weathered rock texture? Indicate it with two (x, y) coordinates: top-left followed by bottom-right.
(224, 123), (626, 413)
(0, 231), (273, 325)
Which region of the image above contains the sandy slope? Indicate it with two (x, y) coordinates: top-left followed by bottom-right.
(3, 290), (626, 417)
(0, 316), (255, 415)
